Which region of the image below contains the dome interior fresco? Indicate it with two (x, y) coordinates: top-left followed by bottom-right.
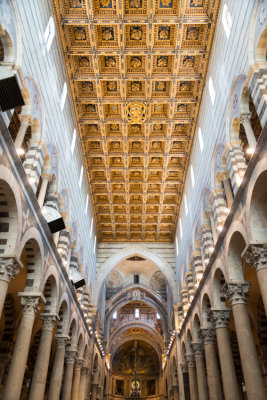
(52, 0), (220, 241)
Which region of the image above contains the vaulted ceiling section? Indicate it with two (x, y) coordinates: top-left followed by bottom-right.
(53, 0), (220, 242)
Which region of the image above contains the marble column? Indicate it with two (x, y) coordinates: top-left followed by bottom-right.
(47, 335), (69, 400)
(28, 313), (58, 400)
(38, 174), (51, 207)
(240, 113), (257, 149)
(61, 349), (77, 400)
(71, 358), (84, 400)
(185, 354), (198, 400)
(224, 282), (266, 400)
(200, 328), (223, 400)
(3, 293), (43, 400)
(209, 309), (241, 400)
(220, 171), (233, 208)
(78, 366), (88, 400)
(0, 257), (21, 318)
(192, 342), (209, 400)
(14, 115), (29, 149)
(245, 244), (267, 316)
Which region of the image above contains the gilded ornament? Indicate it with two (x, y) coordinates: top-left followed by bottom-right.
(130, 57), (142, 69)
(69, 0), (82, 8)
(102, 27), (114, 41)
(131, 124), (141, 132)
(158, 27), (170, 40)
(157, 56), (168, 67)
(74, 27), (86, 41)
(160, 0), (172, 7)
(107, 81), (117, 91)
(100, 0), (112, 8)
(126, 103), (146, 123)
(85, 104), (96, 113)
(129, 0), (142, 8)
(186, 27), (199, 41)
(177, 104), (187, 112)
(155, 81), (166, 91)
(82, 82), (93, 92)
(180, 81), (191, 91)
(190, 0), (203, 7)
(105, 57), (116, 67)
(131, 82), (142, 92)
(79, 57), (90, 67)
(183, 56), (194, 67)
(130, 26), (143, 41)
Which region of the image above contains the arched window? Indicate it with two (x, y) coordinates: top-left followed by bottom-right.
(60, 82), (68, 111)
(222, 4), (232, 39)
(44, 17), (55, 52)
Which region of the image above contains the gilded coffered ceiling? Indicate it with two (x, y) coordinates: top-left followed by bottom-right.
(53, 0), (220, 242)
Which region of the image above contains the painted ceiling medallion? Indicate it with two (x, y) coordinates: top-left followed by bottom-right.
(126, 103), (146, 123)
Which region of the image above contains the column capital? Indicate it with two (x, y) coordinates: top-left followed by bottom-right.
(19, 292), (45, 316)
(0, 257), (22, 284)
(209, 309), (231, 328)
(65, 349), (77, 364)
(74, 358), (84, 370)
(185, 353), (195, 367)
(240, 112), (252, 125)
(200, 328), (216, 344)
(56, 335), (69, 348)
(244, 244), (267, 272)
(180, 362), (188, 373)
(41, 313), (58, 331)
(192, 341), (204, 358)
(223, 282), (250, 305)
(18, 114), (30, 125)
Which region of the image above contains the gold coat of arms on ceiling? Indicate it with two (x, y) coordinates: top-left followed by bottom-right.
(126, 102), (146, 123)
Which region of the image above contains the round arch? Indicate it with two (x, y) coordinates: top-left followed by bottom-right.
(94, 244), (177, 302)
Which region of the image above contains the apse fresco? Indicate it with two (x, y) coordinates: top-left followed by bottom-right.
(112, 340), (160, 376)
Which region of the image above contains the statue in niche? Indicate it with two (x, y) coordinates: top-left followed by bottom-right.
(157, 56), (168, 67)
(186, 27), (199, 41)
(129, 0), (142, 7)
(82, 82), (93, 92)
(183, 56), (194, 67)
(102, 27), (114, 41)
(131, 57), (142, 69)
(105, 57), (116, 68)
(130, 26), (143, 41)
(69, 0), (82, 8)
(131, 81), (142, 92)
(74, 27), (86, 40)
(107, 81), (117, 91)
(79, 57), (90, 67)
(180, 81), (190, 91)
(158, 27), (170, 40)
